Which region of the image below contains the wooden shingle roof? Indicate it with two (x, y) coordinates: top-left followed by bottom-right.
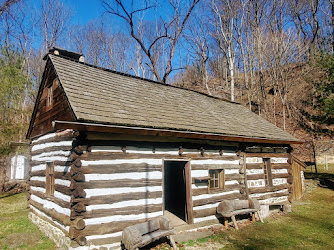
(49, 54), (299, 143)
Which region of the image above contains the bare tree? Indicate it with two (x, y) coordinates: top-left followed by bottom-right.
(101, 0), (200, 83)
(263, 28), (303, 130)
(211, 0), (240, 102)
(41, 0), (71, 52)
(0, 0), (20, 17)
(183, 12), (212, 95)
(287, 0), (320, 56)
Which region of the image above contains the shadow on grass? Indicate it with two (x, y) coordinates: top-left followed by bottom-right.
(0, 193), (17, 199)
(304, 172), (334, 191)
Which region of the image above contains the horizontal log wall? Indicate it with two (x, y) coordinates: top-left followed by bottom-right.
(190, 155), (245, 224)
(246, 154), (292, 205)
(72, 143), (242, 246)
(71, 146), (163, 245)
(28, 129), (74, 235)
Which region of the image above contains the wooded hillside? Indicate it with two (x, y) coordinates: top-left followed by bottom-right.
(0, 0), (333, 163)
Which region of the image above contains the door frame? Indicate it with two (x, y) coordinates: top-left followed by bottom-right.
(162, 159), (194, 224)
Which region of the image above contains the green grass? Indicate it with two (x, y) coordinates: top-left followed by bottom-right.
(0, 193), (54, 250)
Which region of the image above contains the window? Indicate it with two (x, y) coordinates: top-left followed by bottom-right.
(263, 158), (273, 186)
(46, 162), (55, 196)
(209, 169), (225, 189)
(47, 85), (53, 107)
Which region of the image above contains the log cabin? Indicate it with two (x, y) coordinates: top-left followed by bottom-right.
(26, 47), (305, 249)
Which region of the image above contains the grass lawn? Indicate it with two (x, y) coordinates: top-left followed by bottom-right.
(0, 192), (54, 250)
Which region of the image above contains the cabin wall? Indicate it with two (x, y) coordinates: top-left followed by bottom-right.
(28, 129), (74, 248)
(28, 131), (294, 249)
(191, 153), (245, 223)
(70, 136), (245, 247)
(245, 149), (292, 206)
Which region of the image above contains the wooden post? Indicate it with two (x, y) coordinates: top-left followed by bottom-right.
(168, 235), (177, 249)
(185, 162), (194, 224)
(251, 212), (255, 222)
(231, 215), (239, 230)
(257, 211), (264, 223)
(224, 217), (229, 228)
(242, 153), (249, 199)
(325, 155), (328, 171)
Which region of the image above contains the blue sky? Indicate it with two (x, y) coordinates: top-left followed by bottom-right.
(60, 0), (175, 29)
(64, 0), (105, 25)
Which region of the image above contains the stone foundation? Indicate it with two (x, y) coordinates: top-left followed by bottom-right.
(29, 212), (122, 249)
(29, 212), (71, 249)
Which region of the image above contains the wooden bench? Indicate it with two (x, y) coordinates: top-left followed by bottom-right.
(217, 198), (264, 230)
(121, 216), (177, 250)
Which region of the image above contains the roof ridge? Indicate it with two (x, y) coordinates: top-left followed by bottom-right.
(48, 54), (240, 105)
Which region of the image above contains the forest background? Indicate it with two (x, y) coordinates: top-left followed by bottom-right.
(0, 0), (333, 167)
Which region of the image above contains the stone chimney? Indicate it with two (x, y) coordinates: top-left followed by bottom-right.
(44, 47), (85, 62)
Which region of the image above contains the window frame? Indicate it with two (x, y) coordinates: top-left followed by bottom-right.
(263, 158), (273, 187)
(45, 162), (55, 196)
(47, 85), (53, 106)
(208, 169), (225, 190)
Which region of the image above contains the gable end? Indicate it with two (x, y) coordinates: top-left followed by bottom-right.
(27, 58), (76, 139)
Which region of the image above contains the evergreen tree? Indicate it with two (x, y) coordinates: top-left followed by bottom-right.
(0, 46), (32, 155)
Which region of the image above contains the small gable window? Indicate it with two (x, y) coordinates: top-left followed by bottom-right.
(47, 85), (53, 107)
(209, 169), (225, 189)
(46, 162), (55, 196)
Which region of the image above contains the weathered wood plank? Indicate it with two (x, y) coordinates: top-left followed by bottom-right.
(73, 191), (162, 205)
(76, 218), (161, 237)
(79, 152), (237, 161)
(246, 174), (265, 180)
(30, 170), (71, 180)
(30, 161), (71, 168)
(191, 163), (240, 170)
(248, 183), (291, 194)
(29, 180), (71, 195)
(253, 190), (289, 200)
(246, 163), (263, 169)
(30, 200), (71, 226)
(31, 146), (73, 156)
(72, 179), (162, 189)
(31, 135), (73, 146)
(193, 193), (243, 207)
(192, 184), (241, 196)
(74, 204), (162, 219)
(246, 153), (289, 158)
(29, 189), (71, 208)
(77, 163), (162, 174)
(30, 106), (75, 138)
(271, 163), (291, 169)
(193, 207), (217, 218)
(272, 173), (290, 178)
